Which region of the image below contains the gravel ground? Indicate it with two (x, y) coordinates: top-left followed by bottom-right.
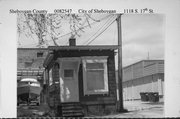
(17, 101), (164, 118)
(17, 104), (53, 117)
(99, 107), (164, 118)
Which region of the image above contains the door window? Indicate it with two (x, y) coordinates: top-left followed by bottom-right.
(64, 69), (74, 80)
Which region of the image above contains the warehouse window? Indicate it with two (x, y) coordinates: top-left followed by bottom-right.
(37, 52), (43, 57)
(82, 56), (109, 95)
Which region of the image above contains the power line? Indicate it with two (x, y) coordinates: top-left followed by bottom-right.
(86, 16), (117, 45)
(20, 14), (112, 47)
(82, 14), (115, 45)
(113, 20), (118, 45)
(65, 14), (113, 45)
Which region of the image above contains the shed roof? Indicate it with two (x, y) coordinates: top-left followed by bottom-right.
(43, 45), (118, 68)
(48, 45), (119, 51)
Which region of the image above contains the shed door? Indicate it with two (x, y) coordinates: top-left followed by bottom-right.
(59, 58), (80, 102)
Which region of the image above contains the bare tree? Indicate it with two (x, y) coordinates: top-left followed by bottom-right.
(17, 13), (100, 48)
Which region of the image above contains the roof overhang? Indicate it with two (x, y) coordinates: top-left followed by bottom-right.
(43, 45), (119, 68)
(48, 45), (119, 51)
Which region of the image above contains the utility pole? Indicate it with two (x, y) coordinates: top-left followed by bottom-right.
(116, 14), (125, 112)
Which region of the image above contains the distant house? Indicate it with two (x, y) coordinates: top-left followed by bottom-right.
(17, 48), (48, 103)
(17, 48), (48, 82)
(43, 39), (119, 116)
(122, 60), (164, 101)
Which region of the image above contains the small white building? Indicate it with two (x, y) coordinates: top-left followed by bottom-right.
(122, 60), (164, 101)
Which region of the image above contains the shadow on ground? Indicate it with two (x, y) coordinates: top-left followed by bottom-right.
(17, 104), (54, 117)
(142, 102), (164, 105)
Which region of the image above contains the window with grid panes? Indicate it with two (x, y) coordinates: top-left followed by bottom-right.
(82, 56), (109, 95)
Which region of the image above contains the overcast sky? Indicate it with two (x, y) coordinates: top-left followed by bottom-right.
(18, 14), (164, 67)
(121, 14), (164, 66)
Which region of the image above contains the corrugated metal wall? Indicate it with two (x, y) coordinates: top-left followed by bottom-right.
(158, 62), (164, 73)
(122, 60), (164, 100)
(144, 63), (157, 76)
(123, 74), (164, 100)
(133, 62), (144, 79)
(123, 65), (133, 81)
(123, 60), (164, 81)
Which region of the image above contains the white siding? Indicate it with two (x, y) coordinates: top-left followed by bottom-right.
(123, 66), (133, 81)
(122, 60), (164, 100)
(142, 76), (152, 92)
(127, 81), (133, 100)
(152, 76), (158, 92)
(158, 62), (164, 73)
(132, 79), (141, 99)
(133, 62), (143, 79)
(144, 63), (157, 76)
(123, 82), (127, 101)
(123, 74), (164, 100)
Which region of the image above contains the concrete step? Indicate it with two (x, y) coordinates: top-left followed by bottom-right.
(62, 112), (84, 117)
(62, 109), (83, 113)
(60, 102), (84, 117)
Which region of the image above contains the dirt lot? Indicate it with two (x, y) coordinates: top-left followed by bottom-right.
(17, 101), (164, 118)
(17, 104), (53, 117)
(100, 106), (164, 118)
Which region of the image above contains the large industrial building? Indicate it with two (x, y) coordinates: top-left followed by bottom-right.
(122, 60), (164, 101)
